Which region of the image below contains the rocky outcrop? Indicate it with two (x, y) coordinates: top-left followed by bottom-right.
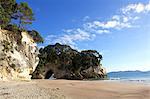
(32, 43), (107, 80)
(0, 29), (39, 80)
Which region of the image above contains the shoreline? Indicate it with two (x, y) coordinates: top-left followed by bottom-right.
(0, 79), (150, 99)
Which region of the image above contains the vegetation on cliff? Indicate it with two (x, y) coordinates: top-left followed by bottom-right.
(32, 43), (107, 80)
(0, 0), (43, 80)
(0, 0), (43, 43)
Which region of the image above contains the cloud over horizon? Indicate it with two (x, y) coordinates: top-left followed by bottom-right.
(45, 1), (150, 49)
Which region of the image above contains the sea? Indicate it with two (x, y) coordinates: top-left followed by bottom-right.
(108, 72), (150, 85)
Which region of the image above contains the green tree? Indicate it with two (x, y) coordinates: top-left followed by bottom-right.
(28, 30), (44, 43)
(0, 0), (34, 29)
(12, 2), (34, 28)
(0, 0), (17, 28)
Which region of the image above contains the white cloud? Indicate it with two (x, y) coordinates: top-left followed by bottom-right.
(96, 30), (110, 34)
(45, 28), (94, 49)
(122, 2), (150, 14)
(82, 1), (150, 30)
(145, 2), (150, 11)
(101, 21), (120, 28)
(88, 18), (131, 30)
(123, 16), (129, 22)
(122, 3), (145, 13)
(112, 15), (120, 21)
(83, 16), (90, 21)
(45, 1), (150, 48)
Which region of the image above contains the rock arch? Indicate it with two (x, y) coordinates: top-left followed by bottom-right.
(44, 70), (54, 79)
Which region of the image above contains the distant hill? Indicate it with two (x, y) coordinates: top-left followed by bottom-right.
(108, 70), (150, 79)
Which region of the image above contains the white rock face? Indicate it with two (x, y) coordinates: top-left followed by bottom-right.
(0, 29), (39, 80)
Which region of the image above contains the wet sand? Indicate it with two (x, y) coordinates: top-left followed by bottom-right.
(0, 80), (150, 99)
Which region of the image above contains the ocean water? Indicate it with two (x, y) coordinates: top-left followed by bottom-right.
(108, 76), (150, 84)
(107, 71), (150, 84)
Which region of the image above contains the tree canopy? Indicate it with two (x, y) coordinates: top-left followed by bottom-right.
(0, 0), (16, 27)
(28, 30), (44, 43)
(0, 0), (34, 28)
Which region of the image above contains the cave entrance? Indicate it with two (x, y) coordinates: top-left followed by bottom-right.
(45, 70), (54, 79)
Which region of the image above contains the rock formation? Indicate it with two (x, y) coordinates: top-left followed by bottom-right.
(32, 43), (107, 80)
(0, 29), (39, 80)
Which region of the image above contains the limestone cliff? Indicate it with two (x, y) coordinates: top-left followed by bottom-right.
(0, 29), (39, 80)
(32, 43), (107, 80)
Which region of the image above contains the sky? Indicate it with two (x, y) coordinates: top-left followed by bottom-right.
(17, 0), (150, 72)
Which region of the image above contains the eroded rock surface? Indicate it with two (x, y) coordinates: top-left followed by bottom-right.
(0, 29), (39, 80)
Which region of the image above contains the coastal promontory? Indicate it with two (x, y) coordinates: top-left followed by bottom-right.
(32, 43), (107, 80)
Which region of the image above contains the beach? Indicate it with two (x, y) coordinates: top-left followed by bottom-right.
(0, 80), (150, 99)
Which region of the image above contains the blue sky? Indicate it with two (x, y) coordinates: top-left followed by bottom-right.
(18, 0), (150, 72)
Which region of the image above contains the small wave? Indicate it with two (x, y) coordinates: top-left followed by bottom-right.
(109, 77), (121, 80)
